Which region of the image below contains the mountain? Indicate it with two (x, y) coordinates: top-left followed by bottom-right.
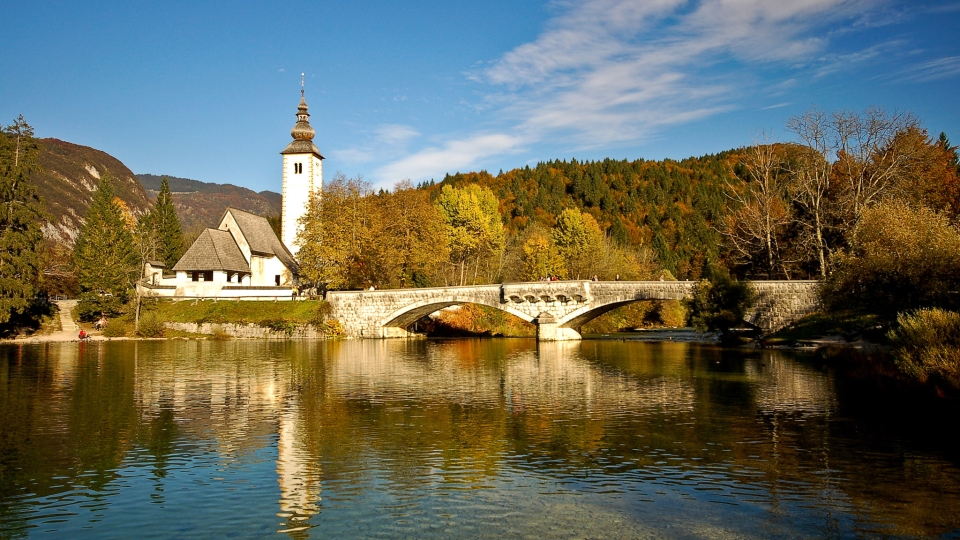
(136, 174), (281, 232)
(35, 138), (152, 244)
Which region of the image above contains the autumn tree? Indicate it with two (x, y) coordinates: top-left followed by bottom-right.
(518, 224), (566, 281)
(74, 177), (138, 319)
(435, 184), (505, 285)
(552, 208), (604, 279)
(723, 142), (794, 278)
(883, 127), (960, 220)
(296, 174), (378, 290)
(376, 181), (448, 287)
(0, 116), (47, 326)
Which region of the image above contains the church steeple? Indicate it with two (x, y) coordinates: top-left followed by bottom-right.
(280, 75), (324, 257)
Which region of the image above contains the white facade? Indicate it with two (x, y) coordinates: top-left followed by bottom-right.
(281, 152), (322, 255)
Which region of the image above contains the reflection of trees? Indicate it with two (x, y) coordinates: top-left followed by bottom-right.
(0, 343), (138, 537)
(2, 339), (960, 537)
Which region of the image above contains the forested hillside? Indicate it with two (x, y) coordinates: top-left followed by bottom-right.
(137, 173), (281, 231)
(432, 153), (740, 280)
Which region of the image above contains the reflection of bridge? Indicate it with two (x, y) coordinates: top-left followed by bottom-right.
(327, 280), (819, 341)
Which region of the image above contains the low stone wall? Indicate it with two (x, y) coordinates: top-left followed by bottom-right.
(165, 322), (324, 339)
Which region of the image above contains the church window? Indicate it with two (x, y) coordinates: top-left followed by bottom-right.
(294, 162), (303, 174)
(275, 275), (281, 286)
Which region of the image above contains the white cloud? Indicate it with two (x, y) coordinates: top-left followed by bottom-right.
(375, 133), (525, 182)
(374, 0), (891, 183)
(375, 124), (420, 146)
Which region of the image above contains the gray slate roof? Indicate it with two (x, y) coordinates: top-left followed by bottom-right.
(173, 229), (250, 273)
(222, 208), (299, 272)
(280, 139), (324, 158)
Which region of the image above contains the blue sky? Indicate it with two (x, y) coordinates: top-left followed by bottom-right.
(2, 0), (959, 192)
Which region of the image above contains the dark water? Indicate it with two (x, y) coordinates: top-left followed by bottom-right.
(1, 339), (958, 539)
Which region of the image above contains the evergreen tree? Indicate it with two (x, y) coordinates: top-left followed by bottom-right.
(0, 116), (47, 325)
(151, 177), (184, 267)
(74, 176), (138, 319)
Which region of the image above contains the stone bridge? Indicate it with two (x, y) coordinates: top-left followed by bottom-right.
(326, 280), (819, 341)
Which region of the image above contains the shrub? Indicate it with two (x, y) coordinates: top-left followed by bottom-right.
(259, 318), (298, 336)
(135, 312), (166, 338)
(822, 202), (960, 316)
(210, 324), (232, 340)
(102, 320), (129, 337)
(320, 319), (344, 337)
(888, 308), (960, 389)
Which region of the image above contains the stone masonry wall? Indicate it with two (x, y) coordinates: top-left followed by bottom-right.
(745, 281), (820, 333)
(165, 322), (324, 339)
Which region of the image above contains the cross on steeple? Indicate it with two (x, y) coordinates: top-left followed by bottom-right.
(301, 72), (305, 98)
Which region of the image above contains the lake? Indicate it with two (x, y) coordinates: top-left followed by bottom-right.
(1, 339), (958, 538)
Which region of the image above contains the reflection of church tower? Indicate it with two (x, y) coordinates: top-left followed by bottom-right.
(280, 78), (324, 256)
(277, 396), (321, 537)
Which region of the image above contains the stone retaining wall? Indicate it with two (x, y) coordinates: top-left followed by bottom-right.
(165, 322), (324, 339)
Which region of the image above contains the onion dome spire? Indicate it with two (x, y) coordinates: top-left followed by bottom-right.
(280, 73), (324, 158)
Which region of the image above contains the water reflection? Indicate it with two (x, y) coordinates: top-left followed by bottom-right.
(1, 339), (959, 538)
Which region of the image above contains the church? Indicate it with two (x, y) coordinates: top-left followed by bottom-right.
(141, 89), (321, 300)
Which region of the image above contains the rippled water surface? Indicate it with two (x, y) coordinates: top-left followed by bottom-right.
(2, 339), (959, 538)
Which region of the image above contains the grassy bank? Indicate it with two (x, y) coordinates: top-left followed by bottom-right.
(86, 299), (337, 338)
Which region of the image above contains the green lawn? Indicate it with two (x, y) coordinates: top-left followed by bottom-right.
(145, 299), (330, 326)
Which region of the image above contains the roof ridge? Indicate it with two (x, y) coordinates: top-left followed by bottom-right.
(210, 229), (225, 269)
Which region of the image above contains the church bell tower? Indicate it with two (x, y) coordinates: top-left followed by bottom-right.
(280, 76), (323, 256)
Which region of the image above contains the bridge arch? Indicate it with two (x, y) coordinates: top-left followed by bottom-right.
(558, 289), (693, 332)
(379, 297), (534, 331)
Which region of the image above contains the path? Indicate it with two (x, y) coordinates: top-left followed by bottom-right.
(5, 300), (104, 343)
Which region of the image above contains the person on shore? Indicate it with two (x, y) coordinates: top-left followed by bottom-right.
(95, 314), (107, 331)
(78, 329), (88, 340)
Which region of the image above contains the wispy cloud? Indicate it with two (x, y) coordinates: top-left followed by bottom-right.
(897, 56), (960, 83)
(375, 124), (419, 146)
(375, 133), (525, 182)
(374, 0), (890, 183)
(762, 102), (792, 110)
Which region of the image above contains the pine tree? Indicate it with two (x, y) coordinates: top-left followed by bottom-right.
(0, 116), (47, 325)
(74, 176), (138, 319)
(151, 177), (184, 267)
